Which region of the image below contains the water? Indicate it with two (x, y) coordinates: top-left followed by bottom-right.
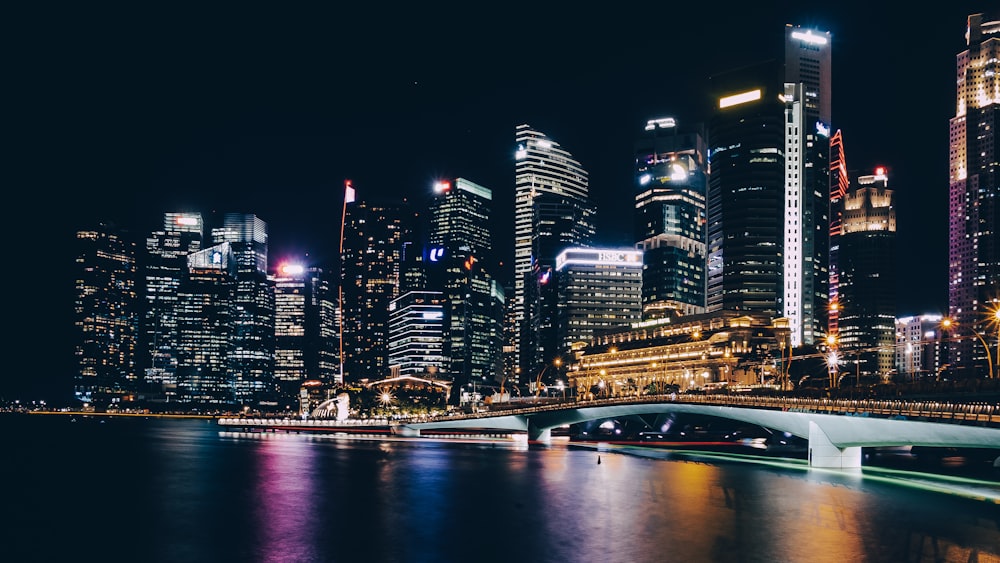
(2, 414), (998, 563)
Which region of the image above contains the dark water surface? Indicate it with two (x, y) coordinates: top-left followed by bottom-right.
(2, 414), (998, 563)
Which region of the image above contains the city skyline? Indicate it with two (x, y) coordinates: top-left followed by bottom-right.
(7, 3), (991, 399)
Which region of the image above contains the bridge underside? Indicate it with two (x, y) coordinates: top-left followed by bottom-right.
(397, 404), (1000, 468)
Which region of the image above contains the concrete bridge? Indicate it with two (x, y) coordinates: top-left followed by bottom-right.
(391, 395), (1000, 468)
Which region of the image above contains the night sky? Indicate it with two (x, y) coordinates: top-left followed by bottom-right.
(6, 3), (991, 400)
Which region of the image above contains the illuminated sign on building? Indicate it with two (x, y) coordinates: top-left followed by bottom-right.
(556, 249), (643, 270)
(429, 247), (445, 262)
(280, 264), (305, 276)
(644, 117), (677, 131)
(719, 89), (762, 109)
(790, 29), (828, 45)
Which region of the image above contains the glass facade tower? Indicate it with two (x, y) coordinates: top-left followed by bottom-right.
(634, 117), (708, 319)
(514, 124), (595, 380)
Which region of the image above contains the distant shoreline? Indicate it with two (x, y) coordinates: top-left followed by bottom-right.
(14, 410), (218, 420)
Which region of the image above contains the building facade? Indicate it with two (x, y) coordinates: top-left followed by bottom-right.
(948, 12), (1000, 378)
(555, 248), (643, 368)
(426, 178), (504, 392)
(142, 212), (203, 402)
(514, 124), (596, 381)
(212, 213), (276, 407)
(634, 117), (708, 319)
(73, 222), (138, 406)
(340, 185), (413, 382)
(388, 290), (446, 378)
(836, 168), (897, 380)
(707, 25), (832, 348)
(176, 243), (236, 406)
(271, 263), (338, 407)
(895, 314), (947, 381)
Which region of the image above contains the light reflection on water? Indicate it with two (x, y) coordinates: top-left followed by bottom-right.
(2, 415), (998, 563)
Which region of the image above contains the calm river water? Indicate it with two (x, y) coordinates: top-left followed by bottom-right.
(1, 414), (998, 563)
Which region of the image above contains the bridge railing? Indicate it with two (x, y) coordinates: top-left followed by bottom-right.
(417, 394), (999, 426)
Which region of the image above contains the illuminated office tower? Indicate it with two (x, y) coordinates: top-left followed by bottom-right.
(212, 213), (275, 408)
(72, 222), (138, 406)
(176, 243), (236, 406)
(707, 62), (785, 321)
(555, 248), (643, 367)
(142, 212), (203, 403)
(836, 168), (897, 379)
(271, 263), (338, 407)
(340, 187), (414, 382)
(948, 12), (1000, 378)
(388, 290), (446, 377)
(782, 25), (832, 348)
(895, 315), (946, 381)
(427, 178), (505, 393)
(634, 117), (708, 319)
(828, 130), (849, 341)
(708, 24), (832, 348)
(514, 124), (596, 379)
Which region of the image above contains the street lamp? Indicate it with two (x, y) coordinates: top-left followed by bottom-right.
(826, 334), (839, 388)
(534, 358), (562, 399)
(942, 317), (995, 380)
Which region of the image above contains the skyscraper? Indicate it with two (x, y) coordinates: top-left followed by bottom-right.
(837, 168), (897, 379)
(142, 212), (203, 402)
(634, 117), (708, 319)
(176, 242), (235, 406)
(271, 263), (338, 406)
(782, 25), (832, 348)
(340, 185), (414, 382)
(828, 130), (849, 343)
(708, 24), (832, 348)
(212, 213), (275, 408)
(948, 12), (1000, 378)
(426, 178), (504, 392)
(514, 124), (595, 380)
(73, 222), (138, 406)
(707, 61), (785, 321)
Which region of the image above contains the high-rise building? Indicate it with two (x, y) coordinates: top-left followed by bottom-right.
(142, 212), (203, 402)
(271, 263), (338, 406)
(555, 248), (643, 366)
(176, 243), (236, 406)
(895, 314), (947, 381)
(426, 178), (504, 393)
(707, 61), (785, 321)
(634, 117), (708, 319)
(828, 130), (849, 342)
(514, 124), (596, 380)
(212, 213), (275, 408)
(836, 168), (897, 379)
(340, 184), (414, 382)
(708, 24), (832, 348)
(388, 290), (446, 377)
(948, 12), (1000, 378)
(72, 222), (138, 406)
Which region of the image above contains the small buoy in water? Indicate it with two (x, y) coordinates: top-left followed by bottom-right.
(597, 455), (602, 465)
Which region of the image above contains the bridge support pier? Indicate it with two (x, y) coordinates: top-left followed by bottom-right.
(527, 422), (551, 444)
(808, 421), (861, 468)
(394, 425), (421, 437)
